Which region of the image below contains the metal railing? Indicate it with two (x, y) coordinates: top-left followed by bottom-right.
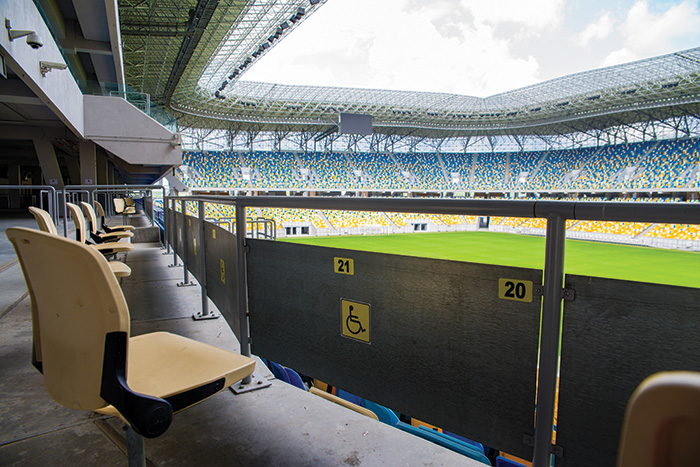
(247, 217), (276, 240)
(61, 184), (165, 236)
(163, 194), (700, 467)
(1, 185), (58, 224)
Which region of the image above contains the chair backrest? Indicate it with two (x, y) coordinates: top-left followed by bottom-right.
(113, 198), (126, 214)
(6, 227), (130, 410)
(124, 197), (135, 207)
(94, 200), (107, 228)
(80, 201), (99, 234)
(617, 371), (700, 467)
(28, 206), (58, 235)
(66, 202), (87, 243)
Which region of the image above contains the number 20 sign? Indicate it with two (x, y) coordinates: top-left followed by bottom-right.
(498, 278), (533, 303)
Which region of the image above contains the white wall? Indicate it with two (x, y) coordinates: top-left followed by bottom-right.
(0, 0), (84, 136)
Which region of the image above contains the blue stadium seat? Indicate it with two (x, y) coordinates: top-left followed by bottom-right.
(496, 455), (529, 467)
(283, 367), (307, 391)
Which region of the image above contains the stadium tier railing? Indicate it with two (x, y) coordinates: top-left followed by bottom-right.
(162, 195), (700, 467)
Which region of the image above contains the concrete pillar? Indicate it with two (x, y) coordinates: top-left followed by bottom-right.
(33, 138), (64, 189)
(8, 164), (21, 208)
(80, 140), (97, 185)
(96, 151), (109, 184)
(65, 156), (80, 186)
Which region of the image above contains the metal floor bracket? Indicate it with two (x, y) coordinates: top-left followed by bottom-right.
(177, 281), (196, 287)
(192, 310), (220, 320)
(230, 371), (272, 394)
(168, 263), (182, 268)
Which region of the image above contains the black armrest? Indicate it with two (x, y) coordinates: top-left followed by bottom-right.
(89, 231), (107, 244)
(100, 332), (173, 438)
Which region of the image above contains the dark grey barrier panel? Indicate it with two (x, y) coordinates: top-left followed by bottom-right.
(248, 240), (541, 458)
(184, 214), (203, 281)
(557, 275), (700, 467)
(203, 221), (240, 340)
(173, 211), (184, 255)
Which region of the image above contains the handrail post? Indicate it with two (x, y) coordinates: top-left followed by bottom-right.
(177, 199), (194, 287)
(163, 196), (170, 254)
(168, 198), (179, 266)
(532, 213), (566, 467)
(62, 189), (68, 237)
(194, 200), (217, 319)
(235, 201), (252, 384)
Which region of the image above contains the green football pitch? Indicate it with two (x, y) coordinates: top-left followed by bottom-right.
(281, 231), (700, 288)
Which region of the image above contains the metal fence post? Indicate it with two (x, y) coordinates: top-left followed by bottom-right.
(176, 199), (194, 287)
(150, 192), (155, 226)
(194, 200), (217, 320)
(532, 214), (566, 467)
(235, 202), (252, 384)
(168, 199), (180, 267)
(162, 196), (171, 254)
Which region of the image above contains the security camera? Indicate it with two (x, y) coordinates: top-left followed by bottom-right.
(5, 20), (43, 49)
(39, 61), (68, 77)
(25, 32), (43, 49)
(40, 61), (67, 70)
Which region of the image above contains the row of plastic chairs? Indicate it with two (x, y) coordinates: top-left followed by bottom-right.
(11, 204), (257, 466)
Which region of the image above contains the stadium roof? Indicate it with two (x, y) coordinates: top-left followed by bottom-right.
(118, 1), (700, 140)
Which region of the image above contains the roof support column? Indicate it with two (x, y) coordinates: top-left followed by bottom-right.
(97, 151), (109, 185)
(65, 155), (80, 187)
(33, 138), (64, 190)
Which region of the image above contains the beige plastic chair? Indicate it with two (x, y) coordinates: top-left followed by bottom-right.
(6, 227), (255, 463)
(66, 203), (134, 257)
(114, 197), (136, 214)
(114, 197), (137, 226)
(617, 371), (700, 467)
(80, 202), (133, 241)
(28, 206), (131, 278)
(95, 200), (135, 232)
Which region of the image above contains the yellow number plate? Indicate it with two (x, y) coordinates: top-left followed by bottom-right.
(334, 257), (354, 275)
(498, 278), (533, 303)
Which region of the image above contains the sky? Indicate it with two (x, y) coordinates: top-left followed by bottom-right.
(241, 0), (700, 97)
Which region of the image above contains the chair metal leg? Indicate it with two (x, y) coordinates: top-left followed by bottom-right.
(126, 425), (146, 467)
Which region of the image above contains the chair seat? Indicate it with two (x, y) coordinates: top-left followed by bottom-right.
(93, 242), (134, 253)
(108, 261), (131, 278)
(100, 231), (134, 240)
(108, 224), (135, 231)
(97, 332), (255, 416)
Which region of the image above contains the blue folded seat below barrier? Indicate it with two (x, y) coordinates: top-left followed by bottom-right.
(361, 400), (491, 465)
(265, 360), (288, 382)
(335, 388), (364, 407)
(263, 359), (307, 391)
(442, 429), (486, 454)
(496, 455), (529, 467)
(283, 367), (306, 391)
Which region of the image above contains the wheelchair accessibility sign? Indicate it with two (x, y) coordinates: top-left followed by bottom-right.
(341, 299), (371, 344)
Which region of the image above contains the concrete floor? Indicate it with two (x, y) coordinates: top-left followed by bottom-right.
(0, 212), (481, 466)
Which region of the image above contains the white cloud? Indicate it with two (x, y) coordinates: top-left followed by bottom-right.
(575, 12), (614, 48)
(603, 0), (700, 66)
(462, 0), (566, 32)
(243, 0), (544, 97)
